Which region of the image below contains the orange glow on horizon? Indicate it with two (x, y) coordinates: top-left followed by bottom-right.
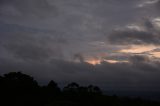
(85, 58), (128, 65)
(104, 59), (129, 64)
(119, 45), (160, 58)
(86, 59), (101, 65)
(150, 52), (160, 58)
(119, 45), (157, 54)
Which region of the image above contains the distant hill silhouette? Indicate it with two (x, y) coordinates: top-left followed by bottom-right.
(0, 72), (160, 106)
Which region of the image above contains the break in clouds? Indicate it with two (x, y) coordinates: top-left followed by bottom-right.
(0, 0), (160, 91)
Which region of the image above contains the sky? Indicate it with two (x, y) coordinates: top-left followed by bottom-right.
(1, 0), (160, 92)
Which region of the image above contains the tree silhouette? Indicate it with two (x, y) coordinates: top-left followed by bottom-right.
(45, 80), (61, 96)
(63, 82), (79, 93)
(88, 85), (102, 95)
(3, 72), (38, 90)
(1, 72), (40, 106)
(47, 80), (60, 92)
(0, 75), (2, 83)
(0, 71), (160, 106)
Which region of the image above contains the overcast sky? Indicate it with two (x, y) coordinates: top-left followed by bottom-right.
(1, 0), (160, 91)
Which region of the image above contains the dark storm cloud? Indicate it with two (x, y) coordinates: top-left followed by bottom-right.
(0, 21), (56, 33)
(108, 29), (160, 45)
(108, 19), (160, 45)
(156, 0), (160, 8)
(0, 0), (56, 17)
(2, 37), (65, 62)
(129, 55), (150, 63)
(107, 0), (160, 45)
(0, 29), (65, 61)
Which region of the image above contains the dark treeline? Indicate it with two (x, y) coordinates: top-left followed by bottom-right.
(0, 72), (160, 106)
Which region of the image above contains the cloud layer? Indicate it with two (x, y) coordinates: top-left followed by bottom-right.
(0, 0), (160, 91)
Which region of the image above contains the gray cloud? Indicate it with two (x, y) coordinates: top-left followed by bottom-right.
(108, 29), (160, 45)
(73, 53), (84, 63)
(129, 55), (150, 63)
(0, 0), (56, 17)
(108, 19), (160, 45)
(0, 28), (65, 61)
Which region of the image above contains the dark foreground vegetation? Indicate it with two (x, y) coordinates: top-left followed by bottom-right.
(0, 72), (160, 106)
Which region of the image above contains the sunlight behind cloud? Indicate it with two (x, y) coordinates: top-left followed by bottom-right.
(150, 51), (160, 58)
(104, 59), (129, 64)
(119, 45), (157, 54)
(85, 59), (101, 65)
(85, 58), (129, 65)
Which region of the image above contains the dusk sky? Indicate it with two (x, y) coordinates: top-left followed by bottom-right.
(1, 0), (160, 92)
